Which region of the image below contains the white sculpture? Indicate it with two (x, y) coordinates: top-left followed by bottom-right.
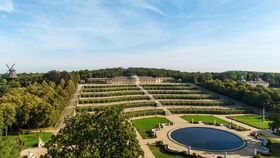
(38, 136), (44, 148)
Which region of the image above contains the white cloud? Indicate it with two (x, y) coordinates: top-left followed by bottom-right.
(128, 0), (166, 16)
(0, 0), (13, 12)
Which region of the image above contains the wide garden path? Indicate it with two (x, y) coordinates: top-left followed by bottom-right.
(54, 85), (82, 133)
(137, 84), (172, 115)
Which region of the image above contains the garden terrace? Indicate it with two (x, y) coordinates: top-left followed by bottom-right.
(78, 95), (150, 104)
(141, 86), (197, 90)
(152, 94), (219, 100)
(76, 101), (157, 112)
(147, 90), (206, 94)
(168, 108), (253, 114)
(140, 83), (192, 87)
(125, 109), (165, 118)
(83, 84), (136, 88)
(160, 100), (234, 106)
(80, 90), (144, 98)
(82, 86), (140, 92)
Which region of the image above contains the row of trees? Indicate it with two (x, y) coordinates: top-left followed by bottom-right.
(78, 68), (280, 88)
(200, 79), (280, 109)
(0, 71), (79, 135)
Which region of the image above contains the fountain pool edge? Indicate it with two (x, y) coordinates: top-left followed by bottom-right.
(168, 127), (247, 152)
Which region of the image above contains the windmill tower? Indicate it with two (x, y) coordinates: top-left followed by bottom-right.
(6, 64), (17, 79)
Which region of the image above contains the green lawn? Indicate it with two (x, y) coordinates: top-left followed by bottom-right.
(181, 115), (228, 124)
(132, 117), (170, 139)
(181, 115), (248, 131)
(148, 145), (186, 158)
(20, 132), (53, 148)
(228, 115), (271, 129)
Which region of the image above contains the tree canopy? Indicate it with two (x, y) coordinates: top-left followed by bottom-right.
(0, 71), (80, 135)
(43, 107), (143, 158)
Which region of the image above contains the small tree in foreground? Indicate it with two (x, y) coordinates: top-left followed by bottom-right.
(43, 107), (143, 158)
(270, 105), (280, 134)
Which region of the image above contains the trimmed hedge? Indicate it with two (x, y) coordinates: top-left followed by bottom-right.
(160, 100), (234, 106)
(153, 95), (219, 100)
(83, 84), (136, 88)
(81, 91), (144, 98)
(148, 90), (206, 94)
(169, 108), (253, 115)
(140, 84), (191, 87)
(76, 101), (157, 112)
(79, 95), (150, 104)
(142, 87), (197, 90)
(82, 87), (140, 92)
(126, 109), (165, 118)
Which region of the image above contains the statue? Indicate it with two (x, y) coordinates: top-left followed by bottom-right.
(38, 136), (44, 148)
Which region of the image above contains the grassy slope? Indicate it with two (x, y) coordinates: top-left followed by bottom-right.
(181, 115), (248, 131)
(228, 115), (271, 129)
(132, 117), (170, 139)
(181, 115), (228, 124)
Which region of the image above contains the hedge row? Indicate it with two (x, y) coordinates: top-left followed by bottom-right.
(81, 91), (144, 98)
(126, 109), (165, 118)
(169, 108), (253, 115)
(153, 95), (219, 100)
(142, 87), (197, 90)
(83, 84), (136, 88)
(76, 102), (157, 112)
(82, 87), (140, 92)
(140, 84), (191, 87)
(79, 95), (150, 104)
(148, 90), (206, 94)
(160, 100), (234, 106)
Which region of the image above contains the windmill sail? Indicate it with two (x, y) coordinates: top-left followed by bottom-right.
(6, 64), (17, 79)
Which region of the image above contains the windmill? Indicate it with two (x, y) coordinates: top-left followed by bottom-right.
(6, 64), (17, 79)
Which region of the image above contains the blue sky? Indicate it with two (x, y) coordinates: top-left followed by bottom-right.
(0, 0), (280, 73)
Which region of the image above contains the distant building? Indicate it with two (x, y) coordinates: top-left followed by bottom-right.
(87, 76), (168, 84)
(247, 78), (269, 88)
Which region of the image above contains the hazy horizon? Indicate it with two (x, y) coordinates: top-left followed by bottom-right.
(1, 0), (280, 73)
